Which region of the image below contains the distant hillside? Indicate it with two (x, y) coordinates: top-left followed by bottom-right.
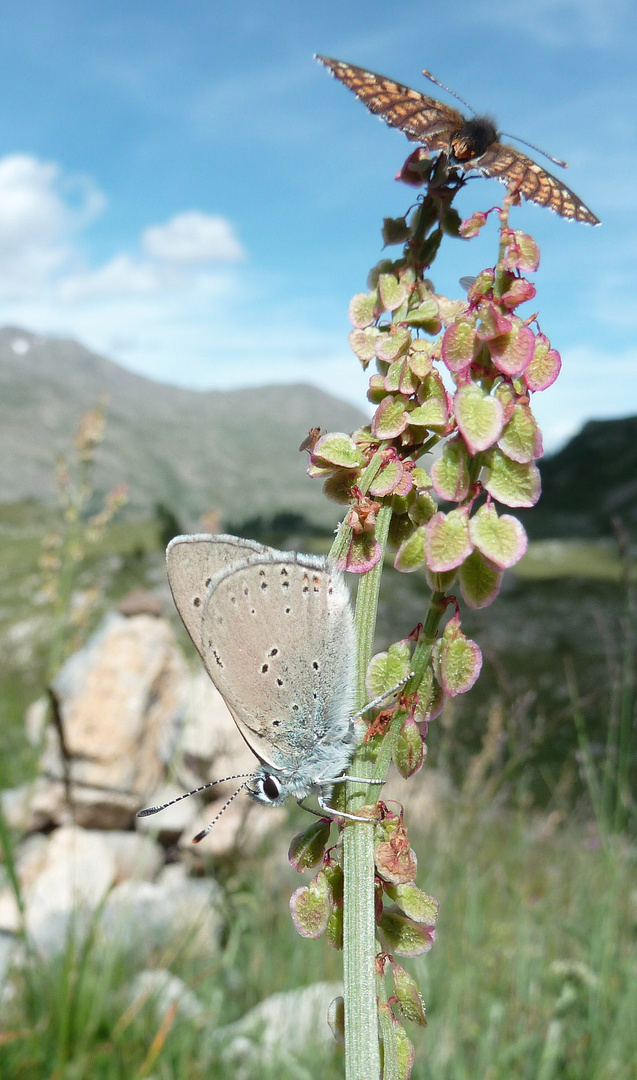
(523, 416), (637, 539)
(1, 326), (634, 540)
(0, 326), (368, 529)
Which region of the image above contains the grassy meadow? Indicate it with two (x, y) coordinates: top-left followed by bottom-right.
(0, 500), (635, 1078)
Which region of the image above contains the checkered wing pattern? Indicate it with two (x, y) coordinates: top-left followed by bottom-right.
(316, 55), (462, 149)
(316, 55), (600, 226)
(475, 142), (599, 225)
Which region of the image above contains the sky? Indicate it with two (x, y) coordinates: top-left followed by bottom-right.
(0, 0), (634, 451)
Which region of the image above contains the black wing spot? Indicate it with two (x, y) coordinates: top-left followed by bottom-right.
(261, 663), (269, 673)
(261, 580), (268, 590)
(285, 607), (291, 614)
(273, 719), (281, 727)
(292, 703), (300, 712)
(313, 660), (319, 670)
(280, 567), (289, 576)
(302, 583), (309, 595)
(193, 596), (201, 608)
(277, 678), (284, 686)
(205, 577), (212, 588)
(269, 648), (278, 656)
(212, 649), (223, 668)
(281, 578), (290, 590)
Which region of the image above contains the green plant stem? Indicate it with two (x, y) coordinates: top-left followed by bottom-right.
(46, 457), (92, 683)
(377, 992), (400, 1080)
(342, 501), (392, 1080)
(373, 590), (449, 783)
(493, 199), (511, 301)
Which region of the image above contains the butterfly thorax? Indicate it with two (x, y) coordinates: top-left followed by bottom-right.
(246, 721), (360, 806)
(450, 116), (498, 163)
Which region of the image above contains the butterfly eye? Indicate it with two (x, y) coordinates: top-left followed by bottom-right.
(262, 774), (282, 803)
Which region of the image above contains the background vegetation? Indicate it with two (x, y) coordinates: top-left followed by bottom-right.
(0, 477), (634, 1076)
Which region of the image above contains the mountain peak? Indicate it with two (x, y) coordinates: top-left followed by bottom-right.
(0, 326), (368, 527)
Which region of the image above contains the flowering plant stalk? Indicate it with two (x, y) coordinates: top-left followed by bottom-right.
(40, 397), (128, 682)
(38, 398), (128, 808)
(289, 148), (565, 1080)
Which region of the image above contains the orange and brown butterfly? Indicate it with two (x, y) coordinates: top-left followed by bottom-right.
(315, 55), (599, 226)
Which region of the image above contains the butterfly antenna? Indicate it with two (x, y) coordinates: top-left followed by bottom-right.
(192, 781), (251, 843)
(499, 131), (567, 168)
(136, 774), (253, 818)
(427, 66), (570, 167)
(422, 69), (476, 115)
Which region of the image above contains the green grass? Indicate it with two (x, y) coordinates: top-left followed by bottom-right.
(0, 797), (634, 1079)
(515, 539), (631, 581)
(0, 505), (634, 1077)
(409, 807), (636, 1079)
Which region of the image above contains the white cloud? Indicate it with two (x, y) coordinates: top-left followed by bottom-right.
(0, 151), (630, 449)
(57, 255), (162, 301)
(0, 153), (244, 306)
(142, 211), (245, 263)
(0, 154), (105, 296)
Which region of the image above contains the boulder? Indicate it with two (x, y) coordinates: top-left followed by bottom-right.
(215, 981), (342, 1077)
(100, 862), (223, 957)
(117, 588), (163, 617)
(35, 612), (188, 828)
(127, 968), (205, 1021)
(0, 825), (219, 961)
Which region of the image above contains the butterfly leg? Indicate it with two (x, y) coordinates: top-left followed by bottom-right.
(351, 672), (415, 722)
(316, 794), (380, 823)
(297, 798), (330, 819)
(318, 774), (384, 786)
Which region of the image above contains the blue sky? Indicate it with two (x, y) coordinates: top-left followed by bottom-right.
(0, 0), (634, 450)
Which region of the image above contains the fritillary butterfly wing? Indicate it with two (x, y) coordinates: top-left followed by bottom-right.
(316, 55), (599, 225)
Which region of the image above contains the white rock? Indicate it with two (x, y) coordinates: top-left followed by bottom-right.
(33, 612), (189, 828)
(94, 830), (164, 882)
(216, 981), (342, 1075)
(100, 862), (222, 957)
(21, 826), (118, 953)
(178, 671), (257, 795)
(18, 776), (142, 833)
(24, 696), (48, 745)
(0, 826), (164, 954)
(179, 670), (233, 762)
(0, 933), (17, 1005)
(128, 968), (204, 1021)
(0, 783), (36, 830)
(0, 889), (20, 935)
